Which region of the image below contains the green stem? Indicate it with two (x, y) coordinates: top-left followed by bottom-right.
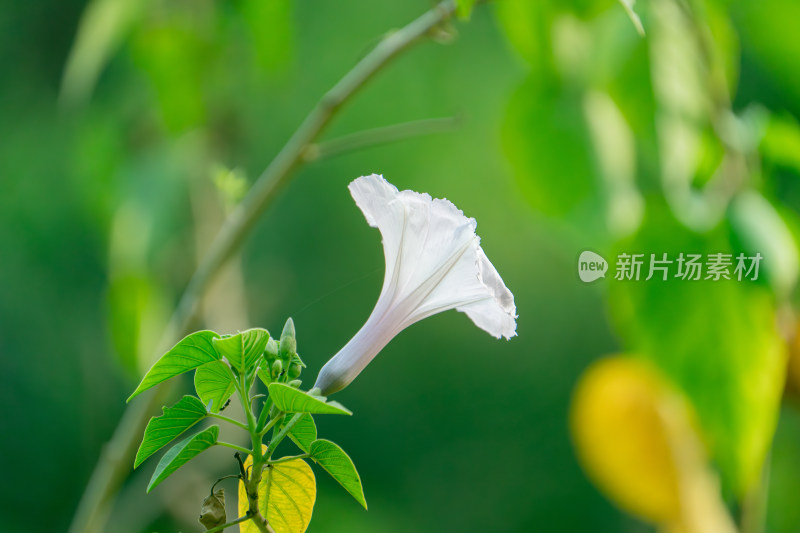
(217, 441), (253, 455)
(266, 413), (304, 458)
(250, 393), (266, 410)
(204, 515), (252, 533)
(68, 3), (460, 532)
(209, 413), (250, 432)
(237, 373), (259, 442)
(259, 411), (285, 438)
(236, 369), (272, 533)
(305, 116), (460, 162)
(266, 453), (310, 465)
(255, 397), (274, 433)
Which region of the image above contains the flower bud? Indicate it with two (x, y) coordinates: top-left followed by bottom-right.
(288, 363), (302, 380)
(271, 359), (283, 380)
(264, 338), (279, 363)
(288, 379), (302, 388)
(280, 317), (297, 361)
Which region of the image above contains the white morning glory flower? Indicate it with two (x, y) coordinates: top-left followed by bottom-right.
(314, 174), (517, 395)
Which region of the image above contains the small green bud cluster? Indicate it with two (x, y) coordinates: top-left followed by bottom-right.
(261, 317), (305, 386)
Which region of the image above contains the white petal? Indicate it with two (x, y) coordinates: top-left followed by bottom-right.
(457, 247), (517, 339)
(394, 195), (477, 301)
(407, 241), (517, 338)
(348, 174), (405, 306)
(347, 173), (399, 227)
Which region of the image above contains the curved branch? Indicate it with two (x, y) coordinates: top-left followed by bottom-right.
(305, 115), (461, 162)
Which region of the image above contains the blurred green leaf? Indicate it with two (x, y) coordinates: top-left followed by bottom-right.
(147, 425), (219, 492)
(705, 2), (740, 96)
(617, 0), (644, 36)
(135, 395), (207, 468)
(609, 204), (787, 495)
(647, 0), (739, 231)
(583, 90), (643, 237)
(494, 0), (551, 67)
(767, 408), (800, 533)
(268, 384), (352, 415)
(734, 0), (800, 104)
(107, 274), (157, 374)
(286, 413), (317, 453)
(195, 360), (237, 413)
(212, 165), (249, 211)
(309, 439), (367, 509)
(456, 0), (478, 19)
(728, 191), (799, 297)
(129, 330), (221, 401)
(60, 0), (149, 105)
(131, 15), (213, 132)
(213, 328), (270, 374)
(761, 113), (800, 174)
(237, 0), (293, 72)
(502, 76), (604, 231)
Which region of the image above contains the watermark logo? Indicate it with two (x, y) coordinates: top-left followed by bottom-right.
(578, 251), (763, 283)
(578, 251), (608, 283)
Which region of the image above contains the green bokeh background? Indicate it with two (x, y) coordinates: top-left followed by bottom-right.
(2, 0), (800, 532)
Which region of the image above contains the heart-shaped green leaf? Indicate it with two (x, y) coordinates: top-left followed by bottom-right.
(128, 330), (220, 401)
(309, 439), (366, 509)
(213, 328), (269, 374)
(135, 395), (207, 468)
(268, 383), (351, 415)
(147, 425), (219, 492)
(195, 360), (236, 413)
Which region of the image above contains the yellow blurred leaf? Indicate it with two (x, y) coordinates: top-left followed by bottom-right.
(571, 356), (683, 523)
(238, 446), (316, 533)
(570, 356), (738, 533)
